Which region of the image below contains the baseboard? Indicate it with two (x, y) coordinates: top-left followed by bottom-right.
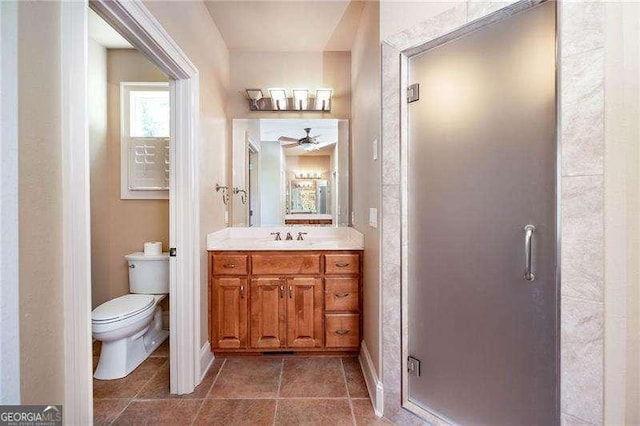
(200, 341), (215, 381)
(359, 340), (384, 417)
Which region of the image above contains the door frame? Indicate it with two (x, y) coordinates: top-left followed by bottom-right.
(396, 1), (560, 423)
(61, 1), (202, 423)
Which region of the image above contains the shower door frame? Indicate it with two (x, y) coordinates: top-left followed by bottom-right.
(397, 1), (561, 422)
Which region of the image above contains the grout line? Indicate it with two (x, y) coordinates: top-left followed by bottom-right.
(273, 359), (284, 426)
(206, 396), (352, 400)
(189, 400), (206, 426)
(559, 45), (605, 61)
(562, 295), (605, 305)
(191, 358), (227, 426)
(341, 358), (358, 426)
(132, 357), (169, 400)
(203, 358), (228, 400)
(97, 350), (166, 425)
(106, 399), (134, 426)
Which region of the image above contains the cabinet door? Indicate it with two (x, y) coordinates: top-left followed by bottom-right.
(286, 277), (324, 348)
(212, 277), (248, 349)
(250, 278), (286, 348)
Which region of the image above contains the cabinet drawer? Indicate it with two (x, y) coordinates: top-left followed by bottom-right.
(212, 255), (249, 275)
(325, 314), (360, 348)
(325, 278), (359, 311)
(325, 254), (360, 275)
(252, 254), (321, 275)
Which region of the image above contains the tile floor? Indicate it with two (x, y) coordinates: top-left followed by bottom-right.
(93, 340), (391, 425)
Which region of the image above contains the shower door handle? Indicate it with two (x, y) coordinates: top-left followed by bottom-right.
(524, 225), (535, 282)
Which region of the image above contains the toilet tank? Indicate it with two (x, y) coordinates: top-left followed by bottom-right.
(125, 252), (170, 294)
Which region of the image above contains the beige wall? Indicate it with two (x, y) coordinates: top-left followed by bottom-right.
(603, 2), (640, 424)
(88, 39), (108, 308)
(143, 1), (230, 346)
(90, 49), (169, 309)
(351, 0), (381, 377)
(228, 51), (351, 120)
(18, 1), (65, 404)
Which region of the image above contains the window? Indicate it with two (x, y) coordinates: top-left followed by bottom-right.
(120, 82), (170, 199)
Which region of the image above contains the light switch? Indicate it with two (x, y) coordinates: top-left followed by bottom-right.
(373, 139), (378, 161)
(369, 208), (378, 228)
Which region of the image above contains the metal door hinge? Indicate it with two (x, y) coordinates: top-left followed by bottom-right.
(407, 83), (420, 103)
(407, 356), (421, 377)
(169, 247), (177, 257)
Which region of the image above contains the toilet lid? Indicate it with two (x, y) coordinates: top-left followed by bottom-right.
(92, 294), (155, 323)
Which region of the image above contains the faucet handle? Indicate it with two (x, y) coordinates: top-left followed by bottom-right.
(296, 232), (308, 241)
(285, 232), (293, 241)
(270, 232), (281, 241)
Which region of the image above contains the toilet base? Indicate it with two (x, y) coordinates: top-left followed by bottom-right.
(94, 307), (169, 380)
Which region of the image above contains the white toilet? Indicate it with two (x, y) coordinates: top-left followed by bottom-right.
(92, 252), (169, 380)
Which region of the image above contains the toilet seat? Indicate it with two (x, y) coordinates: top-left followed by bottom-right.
(92, 294), (155, 325)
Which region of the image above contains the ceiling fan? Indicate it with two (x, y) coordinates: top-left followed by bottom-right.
(278, 127), (321, 149)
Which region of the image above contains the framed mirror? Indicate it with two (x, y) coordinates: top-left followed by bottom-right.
(231, 119), (349, 227)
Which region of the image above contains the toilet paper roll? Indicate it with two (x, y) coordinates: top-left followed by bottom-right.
(144, 242), (162, 256)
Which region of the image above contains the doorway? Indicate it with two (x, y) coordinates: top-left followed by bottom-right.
(61, 2), (203, 422)
(404, 2), (558, 424)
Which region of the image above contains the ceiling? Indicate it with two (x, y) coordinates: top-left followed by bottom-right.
(88, 8), (133, 49)
(204, 1), (364, 51)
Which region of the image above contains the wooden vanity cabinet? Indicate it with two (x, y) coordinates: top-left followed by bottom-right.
(211, 277), (248, 349)
(250, 278), (286, 348)
(209, 250), (362, 354)
(287, 277), (324, 348)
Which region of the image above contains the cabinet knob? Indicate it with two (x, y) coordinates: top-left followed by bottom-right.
(223, 263), (236, 269)
(335, 329), (350, 335)
(334, 292), (349, 298)
(335, 262), (349, 268)
(239, 285), (245, 298)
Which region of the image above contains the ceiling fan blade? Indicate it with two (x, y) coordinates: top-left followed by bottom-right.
(278, 136), (299, 142)
(281, 141), (299, 147)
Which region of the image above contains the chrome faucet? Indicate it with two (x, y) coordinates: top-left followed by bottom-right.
(297, 232), (308, 241)
(285, 232), (293, 241)
(270, 232), (281, 241)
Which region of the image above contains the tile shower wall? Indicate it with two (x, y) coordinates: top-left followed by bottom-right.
(560, 1), (605, 424)
(380, 1), (605, 424)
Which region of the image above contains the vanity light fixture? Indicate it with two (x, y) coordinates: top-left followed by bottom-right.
(292, 89), (309, 110)
(268, 88), (287, 110)
(245, 89), (264, 109)
(315, 89), (332, 111)
(294, 171), (323, 180)
(245, 87), (332, 112)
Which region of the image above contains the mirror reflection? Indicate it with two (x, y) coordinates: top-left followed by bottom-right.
(231, 119), (349, 227)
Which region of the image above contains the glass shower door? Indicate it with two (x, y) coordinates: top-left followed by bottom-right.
(406, 2), (558, 424)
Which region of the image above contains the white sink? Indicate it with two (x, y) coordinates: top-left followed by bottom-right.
(206, 227), (364, 251)
(254, 239), (315, 248)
